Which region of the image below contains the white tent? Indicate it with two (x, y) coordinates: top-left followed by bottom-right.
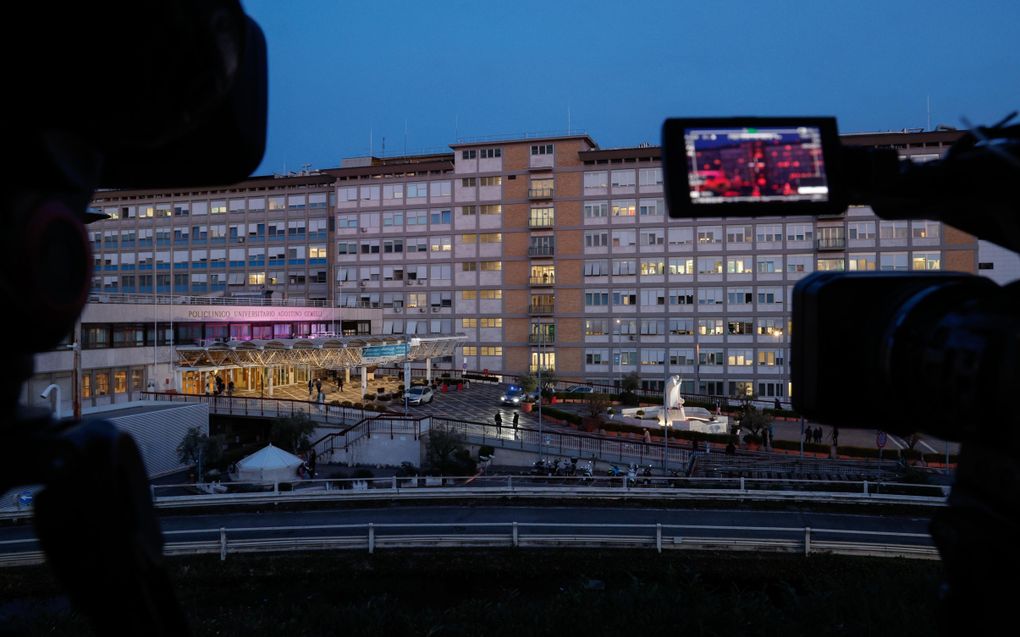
(234, 444), (304, 483)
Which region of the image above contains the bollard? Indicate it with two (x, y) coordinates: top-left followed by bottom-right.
(220, 527), (227, 561)
(740, 476), (745, 492)
(804, 527), (812, 556)
(863, 480), (869, 495)
(368, 523), (375, 554)
(513, 521), (519, 548)
(392, 475), (398, 491)
(656, 523), (662, 553)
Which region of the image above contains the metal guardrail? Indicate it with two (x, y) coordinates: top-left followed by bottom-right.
(0, 520), (937, 567)
(146, 392), (372, 426)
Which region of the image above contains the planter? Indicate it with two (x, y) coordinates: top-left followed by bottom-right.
(522, 402), (533, 413)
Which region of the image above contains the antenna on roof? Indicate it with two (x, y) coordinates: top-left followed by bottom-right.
(567, 105), (571, 135)
(927, 95), (932, 131)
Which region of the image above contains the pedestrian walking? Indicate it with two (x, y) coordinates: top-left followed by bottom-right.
(339, 376), (345, 392)
(227, 380), (234, 397)
(774, 397), (782, 411)
(512, 412), (519, 429)
(643, 429), (651, 444)
(315, 378), (322, 394)
(814, 426), (822, 444)
(308, 379), (313, 398)
(768, 424), (775, 449)
(494, 412), (503, 430)
(831, 426), (839, 447)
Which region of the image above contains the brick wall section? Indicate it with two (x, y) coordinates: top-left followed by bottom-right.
(557, 317), (583, 343)
(944, 225), (977, 246)
(944, 249), (977, 274)
(556, 346), (583, 374)
(556, 288), (584, 313)
(504, 289), (530, 316)
(505, 346), (529, 373)
(556, 258), (583, 285)
(502, 203), (529, 230)
(503, 144), (530, 173)
(556, 199), (581, 226)
(503, 173), (527, 200)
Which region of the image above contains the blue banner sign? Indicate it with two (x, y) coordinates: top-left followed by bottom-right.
(362, 344), (410, 361)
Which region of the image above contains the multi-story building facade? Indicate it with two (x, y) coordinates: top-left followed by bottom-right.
(79, 130), (979, 402)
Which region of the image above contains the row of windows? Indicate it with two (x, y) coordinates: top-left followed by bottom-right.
(582, 252), (941, 276)
(97, 194), (329, 220)
(584, 347), (785, 367)
(81, 320), (369, 349)
(584, 288), (786, 308)
(585, 318), (786, 336)
(461, 148), (502, 160)
(93, 270), (328, 290)
(89, 220), (328, 246)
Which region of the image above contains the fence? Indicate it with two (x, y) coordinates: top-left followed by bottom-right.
(144, 392), (370, 426)
(0, 520), (937, 567)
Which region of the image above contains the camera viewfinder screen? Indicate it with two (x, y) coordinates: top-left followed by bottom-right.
(684, 126), (829, 204)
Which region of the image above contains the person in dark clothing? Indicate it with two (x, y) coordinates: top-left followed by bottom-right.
(805, 428), (812, 445)
(774, 398), (782, 410)
(512, 412), (519, 429)
(814, 427), (823, 444)
(227, 380), (234, 396)
(315, 378), (322, 394)
(339, 377), (344, 392)
(494, 412), (502, 430)
(725, 441), (736, 455)
(831, 426), (839, 447)
(308, 379), (313, 397)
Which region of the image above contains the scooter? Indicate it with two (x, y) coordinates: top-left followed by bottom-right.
(607, 464), (626, 477)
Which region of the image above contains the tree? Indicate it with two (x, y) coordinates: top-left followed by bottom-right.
(176, 426), (223, 481)
(585, 392), (612, 419)
(518, 373), (537, 394)
(424, 425), (477, 475)
(271, 412), (316, 453)
(737, 400), (773, 445)
(621, 372), (641, 393)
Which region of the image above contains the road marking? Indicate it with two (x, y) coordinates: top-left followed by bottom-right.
(887, 434), (906, 450)
(918, 439), (938, 454)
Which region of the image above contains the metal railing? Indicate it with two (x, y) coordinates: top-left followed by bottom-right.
(528, 188), (555, 199)
(528, 304), (554, 314)
(529, 276), (555, 286)
(816, 237), (847, 250)
(145, 392), (374, 426)
(0, 520), (937, 567)
(527, 245), (555, 257)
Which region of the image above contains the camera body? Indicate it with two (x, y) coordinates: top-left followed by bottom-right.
(661, 116), (1020, 438)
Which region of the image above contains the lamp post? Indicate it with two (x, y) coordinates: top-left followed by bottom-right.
(537, 325), (543, 462)
(614, 318), (621, 390)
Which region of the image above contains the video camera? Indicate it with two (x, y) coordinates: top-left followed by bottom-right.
(662, 114), (1020, 631)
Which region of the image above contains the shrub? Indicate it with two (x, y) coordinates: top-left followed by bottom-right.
(353, 402), (364, 409)
(620, 391), (641, 407)
(341, 400), (353, 407)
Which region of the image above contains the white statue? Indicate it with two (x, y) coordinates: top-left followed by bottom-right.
(663, 375), (686, 426)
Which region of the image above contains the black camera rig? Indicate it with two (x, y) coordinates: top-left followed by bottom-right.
(663, 114), (1020, 631)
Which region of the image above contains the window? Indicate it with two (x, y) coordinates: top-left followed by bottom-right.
(383, 239), (404, 254)
(643, 229), (665, 246)
(383, 184), (403, 200)
(585, 319), (608, 336)
(641, 348), (665, 365)
(584, 260), (609, 277)
(480, 261), (501, 271)
(880, 221), (910, 240)
(479, 176), (502, 187)
(697, 227), (721, 245)
(757, 318), (784, 336)
(669, 318), (693, 335)
(461, 149), (477, 159)
(699, 350), (725, 365)
(479, 289), (502, 299)
(639, 168), (663, 186)
(756, 224), (783, 243)
(406, 210), (427, 226)
(786, 224), (814, 242)
(757, 256), (782, 273)
(639, 288), (665, 306)
(669, 288), (694, 305)
(430, 236), (452, 252)
(585, 231), (608, 248)
(638, 198), (664, 217)
(668, 227), (693, 248)
(668, 257), (694, 275)
(531, 144), (553, 155)
(585, 291), (609, 306)
(383, 211), (404, 227)
(612, 259), (637, 276)
(480, 346), (502, 356)
(461, 205), (477, 216)
(479, 233), (502, 243)
(480, 148), (501, 158)
(584, 201), (608, 218)
(911, 220), (940, 240)
(430, 209), (452, 225)
(669, 349), (694, 365)
(529, 207), (554, 227)
(911, 252), (941, 270)
(697, 256), (723, 275)
(848, 221), (876, 240)
(817, 258), (845, 271)
(479, 204), (501, 215)
(698, 319), (725, 336)
(728, 350), (753, 366)
(726, 256), (752, 274)
(461, 177), (476, 188)
(728, 319), (754, 335)
(757, 288), (783, 305)
(726, 225), (752, 244)
(880, 252), (909, 271)
(786, 255), (813, 273)
(848, 253), (877, 271)
(611, 170), (636, 188)
(407, 183), (428, 198)
(611, 200), (636, 218)
(586, 350), (609, 365)
(758, 350), (785, 366)
(583, 171), (608, 193)
(697, 287), (723, 305)
(640, 258), (665, 276)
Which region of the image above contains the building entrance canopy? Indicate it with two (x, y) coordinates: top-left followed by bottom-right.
(175, 335), (465, 370)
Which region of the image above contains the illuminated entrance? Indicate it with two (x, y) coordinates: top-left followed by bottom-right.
(175, 335), (464, 398)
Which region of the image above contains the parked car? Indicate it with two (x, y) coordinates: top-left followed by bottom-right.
(500, 385), (538, 406)
(565, 385), (594, 394)
(405, 385), (434, 405)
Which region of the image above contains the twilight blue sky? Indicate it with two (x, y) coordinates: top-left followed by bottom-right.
(244, 0), (1019, 176)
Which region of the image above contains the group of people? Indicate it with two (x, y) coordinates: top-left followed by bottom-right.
(212, 375), (234, 396)
(805, 425), (839, 446)
(493, 411), (519, 430)
(308, 378), (326, 404)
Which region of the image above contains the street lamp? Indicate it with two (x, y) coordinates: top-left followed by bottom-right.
(537, 325), (544, 462)
(614, 318), (621, 390)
